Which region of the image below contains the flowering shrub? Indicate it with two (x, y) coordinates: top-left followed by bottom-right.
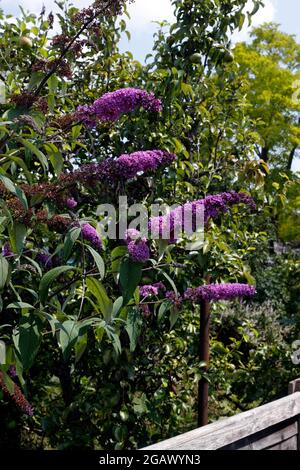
(0, 0), (273, 450)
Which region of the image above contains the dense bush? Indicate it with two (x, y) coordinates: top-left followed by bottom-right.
(0, 0), (299, 449)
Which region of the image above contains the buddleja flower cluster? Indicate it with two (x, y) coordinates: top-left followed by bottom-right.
(149, 191), (255, 240)
(0, 371), (34, 416)
(81, 223), (102, 250)
(138, 282), (256, 315)
(184, 283), (257, 302)
(139, 282), (166, 298)
(76, 88), (162, 126)
(125, 229), (150, 263)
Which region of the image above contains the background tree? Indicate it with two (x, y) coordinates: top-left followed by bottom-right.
(234, 23), (300, 170)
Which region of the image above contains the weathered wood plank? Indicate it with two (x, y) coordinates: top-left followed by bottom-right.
(288, 378), (300, 395)
(267, 436), (298, 450)
(142, 392), (300, 450)
(228, 421), (298, 450)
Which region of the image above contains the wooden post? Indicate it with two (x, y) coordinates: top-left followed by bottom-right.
(288, 378), (300, 395)
(198, 298), (211, 427)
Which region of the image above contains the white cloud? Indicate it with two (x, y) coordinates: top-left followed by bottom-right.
(0, 0), (89, 15)
(125, 0), (175, 29)
(1, 0), (175, 19)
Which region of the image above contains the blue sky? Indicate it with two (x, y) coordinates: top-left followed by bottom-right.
(1, 0), (299, 170)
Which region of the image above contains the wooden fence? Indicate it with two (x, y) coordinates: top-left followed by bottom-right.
(143, 379), (300, 450)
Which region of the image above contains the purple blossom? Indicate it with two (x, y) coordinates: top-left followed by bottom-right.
(140, 304), (151, 317)
(75, 104), (97, 127)
(184, 283), (257, 302)
(126, 229), (150, 263)
(0, 371), (34, 417)
(149, 191), (255, 241)
(64, 150), (176, 187)
(9, 365), (17, 378)
(81, 223), (102, 250)
(125, 228), (144, 242)
(165, 291), (183, 307)
(36, 252), (53, 268)
(2, 242), (13, 258)
(113, 150), (176, 180)
(139, 282), (166, 298)
(203, 192), (256, 223)
(65, 197), (78, 209)
(127, 240), (150, 263)
(76, 88), (162, 126)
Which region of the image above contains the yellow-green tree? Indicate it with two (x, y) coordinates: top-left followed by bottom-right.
(234, 23), (300, 170)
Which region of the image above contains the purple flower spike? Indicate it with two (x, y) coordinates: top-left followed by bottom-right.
(75, 88), (162, 127)
(126, 229), (150, 263)
(0, 371), (34, 417)
(149, 191), (256, 241)
(9, 365), (17, 378)
(2, 242), (14, 258)
(114, 150), (176, 180)
(139, 282), (166, 298)
(36, 252), (53, 269)
(127, 240), (150, 263)
(65, 197), (78, 209)
(184, 283), (257, 302)
(81, 223), (102, 250)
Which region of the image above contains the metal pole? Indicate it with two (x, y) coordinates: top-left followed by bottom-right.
(198, 297), (211, 427)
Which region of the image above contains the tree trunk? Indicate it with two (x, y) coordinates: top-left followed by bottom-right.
(198, 298), (211, 427)
(261, 146), (269, 163)
(287, 146), (297, 171)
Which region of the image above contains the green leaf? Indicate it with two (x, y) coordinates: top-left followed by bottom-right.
(6, 106), (28, 121)
(111, 246), (127, 283)
(13, 315), (42, 370)
(16, 137), (48, 172)
(133, 393), (148, 415)
(112, 296), (124, 318)
(49, 152), (64, 177)
(9, 222), (27, 254)
(158, 299), (173, 322)
(74, 332), (88, 363)
(169, 305), (179, 329)
(63, 227), (81, 260)
(0, 370), (14, 394)
(159, 270), (178, 295)
(0, 174), (28, 210)
(86, 245), (105, 279)
(107, 330), (122, 355)
(5, 155), (32, 183)
(71, 124), (82, 140)
(47, 75), (58, 94)
(39, 266), (75, 303)
(120, 259), (142, 305)
(133, 287), (140, 306)
(86, 277), (112, 321)
(125, 308), (143, 352)
(0, 255), (9, 289)
(7, 302), (34, 309)
(59, 320), (79, 361)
